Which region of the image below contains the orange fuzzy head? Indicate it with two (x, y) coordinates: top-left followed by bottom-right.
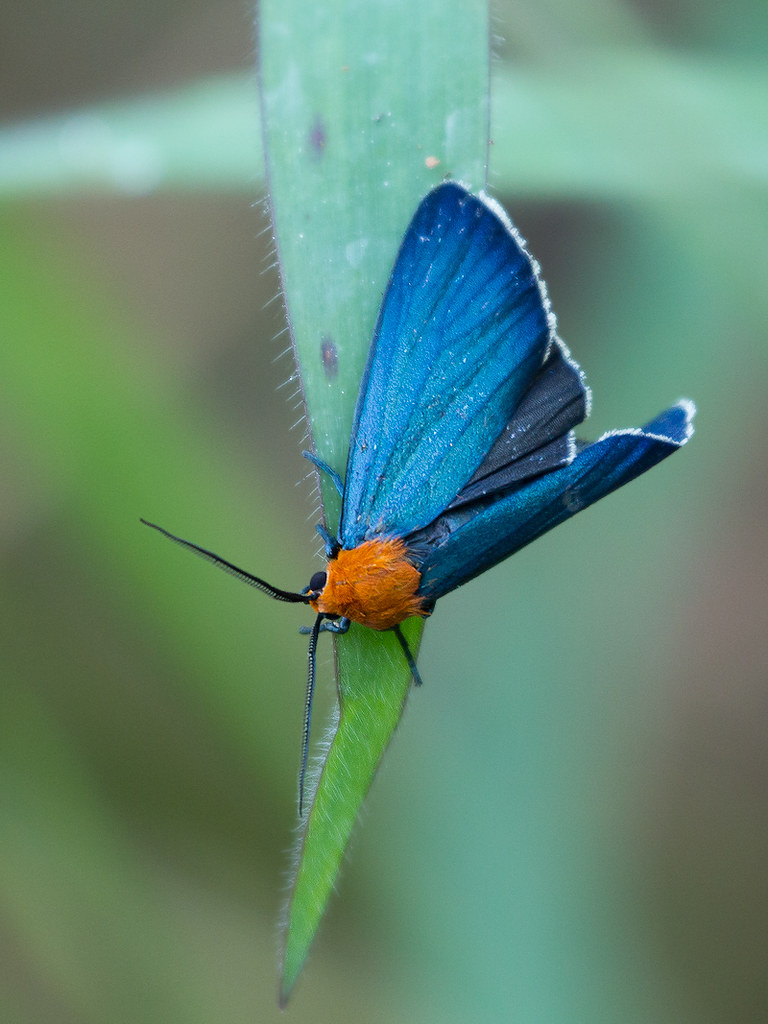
(310, 537), (428, 630)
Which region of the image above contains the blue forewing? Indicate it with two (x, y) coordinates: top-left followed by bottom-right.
(337, 181), (694, 591)
(340, 182), (553, 547)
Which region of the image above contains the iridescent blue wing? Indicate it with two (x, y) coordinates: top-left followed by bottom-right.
(339, 182), (552, 548)
(413, 401), (695, 600)
(447, 338), (588, 508)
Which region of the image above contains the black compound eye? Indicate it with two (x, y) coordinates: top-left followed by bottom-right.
(308, 570), (327, 594)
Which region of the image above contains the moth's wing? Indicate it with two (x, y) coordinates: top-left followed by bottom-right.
(447, 338), (589, 507)
(340, 182), (552, 548)
(413, 401), (695, 600)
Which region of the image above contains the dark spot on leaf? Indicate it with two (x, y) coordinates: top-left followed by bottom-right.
(320, 336), (338, 379)
(308, 115), (326, 158)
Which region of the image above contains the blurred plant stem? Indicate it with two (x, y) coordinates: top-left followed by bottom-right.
(1, 55), (766, 199)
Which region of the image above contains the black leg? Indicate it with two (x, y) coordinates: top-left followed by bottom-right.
(393, 625), (423, 687)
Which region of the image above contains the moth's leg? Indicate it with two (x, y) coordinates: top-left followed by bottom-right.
(315, 523), (340, 558)
(393, 624), (423, 687)
(302, 450), (344, 497)
(323, 617), (351, 635)
(299, 616), (351, 636)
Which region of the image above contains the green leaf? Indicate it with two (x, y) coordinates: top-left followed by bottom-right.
(258, 0), (489, 1000)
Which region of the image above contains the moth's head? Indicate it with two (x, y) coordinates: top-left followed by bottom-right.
(306, 569), (327, 600)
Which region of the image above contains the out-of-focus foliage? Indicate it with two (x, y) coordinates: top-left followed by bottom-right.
(1, 1), (766, 1022)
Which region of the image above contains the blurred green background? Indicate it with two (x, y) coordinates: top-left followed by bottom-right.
(1, 1), (767, 1022)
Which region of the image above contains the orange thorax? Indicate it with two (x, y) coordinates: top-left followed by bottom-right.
(310, 537), (427, 630)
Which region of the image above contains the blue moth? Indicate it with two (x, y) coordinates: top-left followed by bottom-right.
(143, 182), (695, 811)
